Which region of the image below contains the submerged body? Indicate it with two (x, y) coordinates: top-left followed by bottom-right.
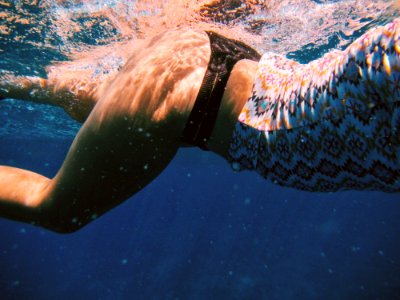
(0, 20), (399, 232)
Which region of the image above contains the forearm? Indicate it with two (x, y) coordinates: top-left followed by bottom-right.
(0, 166), (50, 224)
(0, 73), (94, 122)
(0, 74), (48, 101)
(0, 166), (49, 206)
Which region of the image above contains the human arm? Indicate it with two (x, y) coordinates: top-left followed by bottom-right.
(0, 29), (210, 232)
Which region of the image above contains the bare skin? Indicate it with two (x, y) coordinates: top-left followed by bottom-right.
(0, 29), (257, 233)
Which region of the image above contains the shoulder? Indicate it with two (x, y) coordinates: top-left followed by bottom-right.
(92, 28), (211, 127)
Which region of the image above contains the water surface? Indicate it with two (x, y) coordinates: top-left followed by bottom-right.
(1, 1), (399, 299)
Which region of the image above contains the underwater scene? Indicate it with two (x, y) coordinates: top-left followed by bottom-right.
(1, 0), (400, 299)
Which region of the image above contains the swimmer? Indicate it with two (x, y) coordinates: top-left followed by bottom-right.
(0, 20), (399, 233)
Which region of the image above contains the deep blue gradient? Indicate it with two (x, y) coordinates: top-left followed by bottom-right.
(0, 101), (399, 300)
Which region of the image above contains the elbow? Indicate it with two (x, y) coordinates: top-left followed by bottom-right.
(41, 216), (90, 234)
(45, 221), (88, 234)
(39, 205), (96, 234)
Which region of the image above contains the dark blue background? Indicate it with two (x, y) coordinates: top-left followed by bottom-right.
(0, 101), (399, 300)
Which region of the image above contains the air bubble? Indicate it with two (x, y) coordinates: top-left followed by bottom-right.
(231, 162), (241, 171)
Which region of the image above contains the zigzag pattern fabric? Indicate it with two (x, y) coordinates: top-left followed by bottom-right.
(228, 19), (400, 192)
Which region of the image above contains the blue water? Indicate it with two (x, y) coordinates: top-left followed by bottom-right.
(0, 100), (400, 299)
(1, 1), (400, 297)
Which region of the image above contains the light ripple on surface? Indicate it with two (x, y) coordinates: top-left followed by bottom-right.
(0, 0), (399, 138)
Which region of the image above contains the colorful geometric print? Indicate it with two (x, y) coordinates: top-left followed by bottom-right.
(229, 19), (400, 192)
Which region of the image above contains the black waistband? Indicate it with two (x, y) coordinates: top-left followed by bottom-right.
(181, 31), (261, 150)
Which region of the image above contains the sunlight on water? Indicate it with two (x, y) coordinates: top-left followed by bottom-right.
(0, 0), (399, 137)
(1, 1), (398, 63)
